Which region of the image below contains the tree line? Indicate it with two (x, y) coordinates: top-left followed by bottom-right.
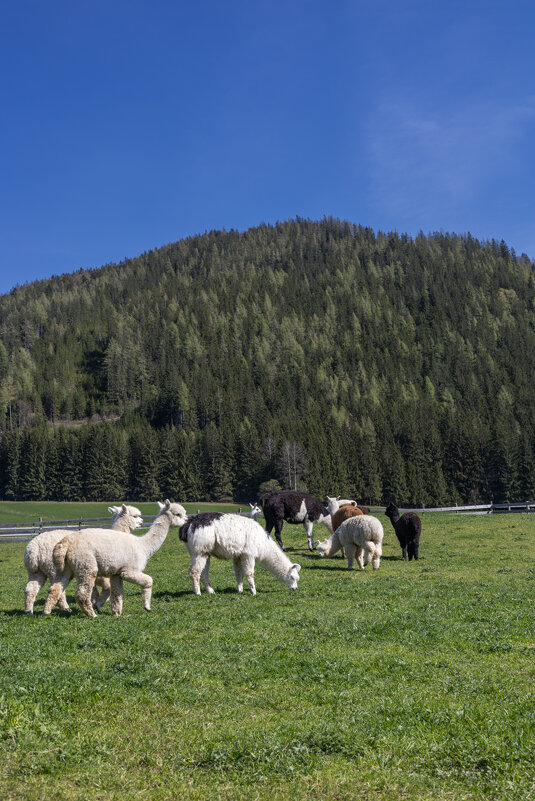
(0, 218), (534, 505)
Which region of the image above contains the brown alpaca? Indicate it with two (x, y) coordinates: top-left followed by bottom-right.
(331, 503), (364, 532)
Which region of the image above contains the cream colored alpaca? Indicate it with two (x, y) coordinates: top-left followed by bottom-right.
(43, 500), (186, 617)
(24, 504), (143, 614)
(317, 515), (384, 570)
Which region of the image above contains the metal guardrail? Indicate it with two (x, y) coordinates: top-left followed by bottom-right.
(400, 502), (535, 515)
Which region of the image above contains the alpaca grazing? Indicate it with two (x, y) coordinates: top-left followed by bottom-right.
(325, 497), (363, 559)
(317, 515), (384, 570)
(43, 500), (187, 617)
(260, 490), (333, 551)
(24, 504), (143, 615)
(385, 502), (422, 560)
(178, 512), (301, 595)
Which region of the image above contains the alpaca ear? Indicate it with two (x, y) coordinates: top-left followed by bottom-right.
(122, 504), (128, 513)
(249, 503), (254, 508)
(292, 563), (301, 572)
(157, 501), (165, 511)
(108, 506), (116, 514)
(164, 499), (171, 509)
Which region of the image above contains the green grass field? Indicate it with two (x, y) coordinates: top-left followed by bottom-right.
(1, 507), (535, 800)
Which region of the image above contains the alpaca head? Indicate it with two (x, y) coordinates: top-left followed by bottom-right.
(108, 504), (143, 530)
(284, 562), (301, 590)
(317, 538), (330, 557)
(385, 502), (399, 519)
(249, 502), (262, 521)
(156, 499), (188, 528)
(325, 496), (340, 515)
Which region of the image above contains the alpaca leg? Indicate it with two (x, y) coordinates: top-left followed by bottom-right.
(25, 571), (47, 614)
(200, 557), (215, 594)
(56, 587), (72, 612)
(188, 554), (212, 596)
(363, 542), (375, 568)
(274, 520), (285, 550)
(233, 558), (244, 593)
(355, 545), (365, 570)
(304, 520), (315, 551)
(94, 577), (112, 611)
(43, 569), (73, 615)
(75, 569), (98, 617)
(109, 575), (124, 616)
(241, 555), (256, 595)
(372, 543), (382, 570)
(119, 568), (154, 610)
(345, 542), (356, 570)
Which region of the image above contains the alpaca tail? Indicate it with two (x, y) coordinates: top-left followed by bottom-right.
(52, 537), (70, 573)
(24, 540), (40, 573)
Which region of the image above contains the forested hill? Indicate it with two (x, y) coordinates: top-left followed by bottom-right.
(1, 218), (534, 506)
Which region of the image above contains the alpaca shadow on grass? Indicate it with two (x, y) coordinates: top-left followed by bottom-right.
(153, 589), (192, 600)
(306, 562), (364, 572)
(2, 608), (32, 617)
(2, 607), (74, 617)
(153, 585), (282, 599)
(154, 587), (246, 600)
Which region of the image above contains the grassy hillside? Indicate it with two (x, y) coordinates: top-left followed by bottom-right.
(1, 511), (535, 800)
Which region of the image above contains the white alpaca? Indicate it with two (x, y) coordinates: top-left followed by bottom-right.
(317, 515), (384, 570)
(325, 496), (358, 515)
(24, 504), (143, 615)
(249, 502), (262, 521)
(43, 500), (187, 617)
(178, 512), (301, 595)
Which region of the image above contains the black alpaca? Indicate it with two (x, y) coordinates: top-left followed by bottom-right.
(385, 502), (421, 560)
(260, 490), (333, 551)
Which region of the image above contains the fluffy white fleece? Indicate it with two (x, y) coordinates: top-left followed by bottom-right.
(317, 514), (383, 570)
(181, 513), (301, 596)
(43, 501), (186, 617)
(24, 504), (143, 614)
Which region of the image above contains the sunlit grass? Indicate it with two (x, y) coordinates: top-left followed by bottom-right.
(1, 509), (535, 799)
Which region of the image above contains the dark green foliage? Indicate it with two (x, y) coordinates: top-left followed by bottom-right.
(0, 219), (534, 504)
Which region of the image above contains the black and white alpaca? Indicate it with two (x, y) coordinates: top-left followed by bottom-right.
(385, 502), (422, 560)
(178, 512), (301, 595)
(260, 490), (333, 551)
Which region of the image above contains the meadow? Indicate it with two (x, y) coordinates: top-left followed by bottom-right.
(1, 505), (535, 800)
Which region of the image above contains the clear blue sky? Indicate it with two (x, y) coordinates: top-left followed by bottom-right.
(1, 0), (534, 295)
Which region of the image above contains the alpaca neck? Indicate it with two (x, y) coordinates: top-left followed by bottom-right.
(320, 512), (333, 534)
(388, 510), (401, 526)
(112, 517), (132, 533)
(258, 538), (290, 580)
(139, 512), (171, 559)
(323, 530), (342, 556)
